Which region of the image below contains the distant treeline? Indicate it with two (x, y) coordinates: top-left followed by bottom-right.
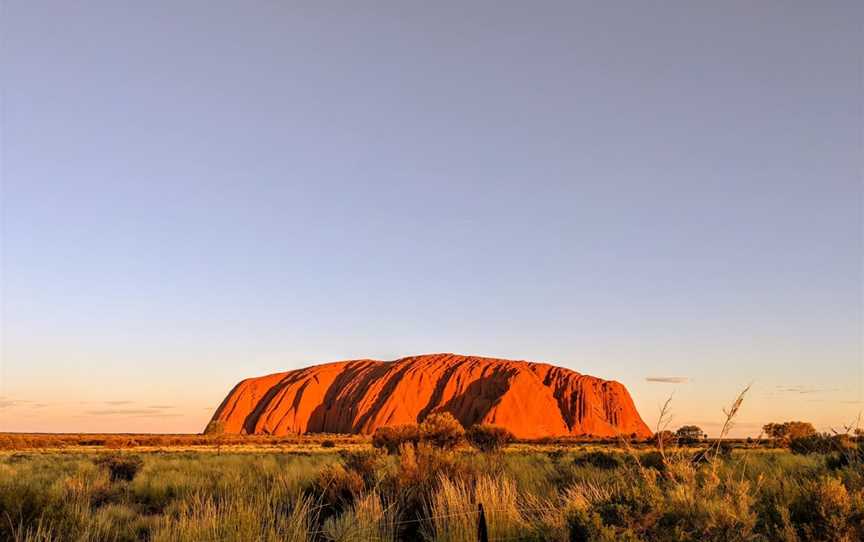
(3, 431), (853, 451)
(0, 432), (366, 450)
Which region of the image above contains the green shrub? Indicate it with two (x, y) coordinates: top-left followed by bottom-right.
(465, 424), (514, 452)
(419, 412), (465, 449)
(789, 476), (856, 540)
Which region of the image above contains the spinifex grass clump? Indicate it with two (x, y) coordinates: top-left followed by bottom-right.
(94, 454), (144, 482)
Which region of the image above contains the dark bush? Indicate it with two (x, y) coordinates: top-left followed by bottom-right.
(791, 433), (857, 456)
(372, 424), (420, 454)
(567, 508), (625, 541)
(465, 424), (514, 452)
(791, 434), (827, 455)
(419, 412), (465, 449)
(790, 434), (836, 455)
(573, 450), (625, 470)
(94, 454), (144, 482)
(546, 448), (566, 461)
(638, 451), (666, 471)
(340, 449), (384, 485)
(320, 439), (335, 448)
(826, 442), (863, 469)
(310, 463), (364, 511)
(651, 430), (675, 446)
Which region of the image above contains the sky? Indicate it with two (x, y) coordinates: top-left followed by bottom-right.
(1, 1), (862, 437)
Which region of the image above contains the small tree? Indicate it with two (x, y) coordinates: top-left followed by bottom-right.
(372, 424), (420, 454)
(675, 425), (706, 445)
(466, 424), (514, 452)
(419, 412), (465, 449)
(763, 421), (816, 444)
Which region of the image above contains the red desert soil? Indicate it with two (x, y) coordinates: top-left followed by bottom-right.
(209, 353), (652, 439)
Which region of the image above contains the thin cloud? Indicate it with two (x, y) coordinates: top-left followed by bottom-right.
(147, 405), (174, 409)
(646, 376), (688, 384)
(86, 409), (157, 416)
(104, 400), (134, 405)
(0, 398), (34, 409)
(85, 407), (186, 418)
(689, 420), (764, 429)
(775, 385), (840, 395)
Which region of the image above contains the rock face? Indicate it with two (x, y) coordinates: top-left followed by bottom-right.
(208, 353), (651, 439)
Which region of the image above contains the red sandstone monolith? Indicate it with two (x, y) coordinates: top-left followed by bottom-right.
(208, 353), (651, 439)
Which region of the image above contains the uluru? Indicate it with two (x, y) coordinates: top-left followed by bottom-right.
(208, 353), (652, 439)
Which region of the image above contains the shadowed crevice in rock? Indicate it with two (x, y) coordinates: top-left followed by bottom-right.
(243, 380), (288, 434)
(351, 363), (414, 433)
(416, 357), (467, 422)
(306, 360), (383, 432)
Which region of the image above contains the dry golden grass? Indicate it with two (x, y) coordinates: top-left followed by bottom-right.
(4, 389), (861, 540)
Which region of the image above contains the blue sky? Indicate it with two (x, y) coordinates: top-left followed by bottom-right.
(1, 1), (861, 435)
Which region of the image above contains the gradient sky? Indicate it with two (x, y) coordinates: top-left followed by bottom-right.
(1, 2), (862, 437)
